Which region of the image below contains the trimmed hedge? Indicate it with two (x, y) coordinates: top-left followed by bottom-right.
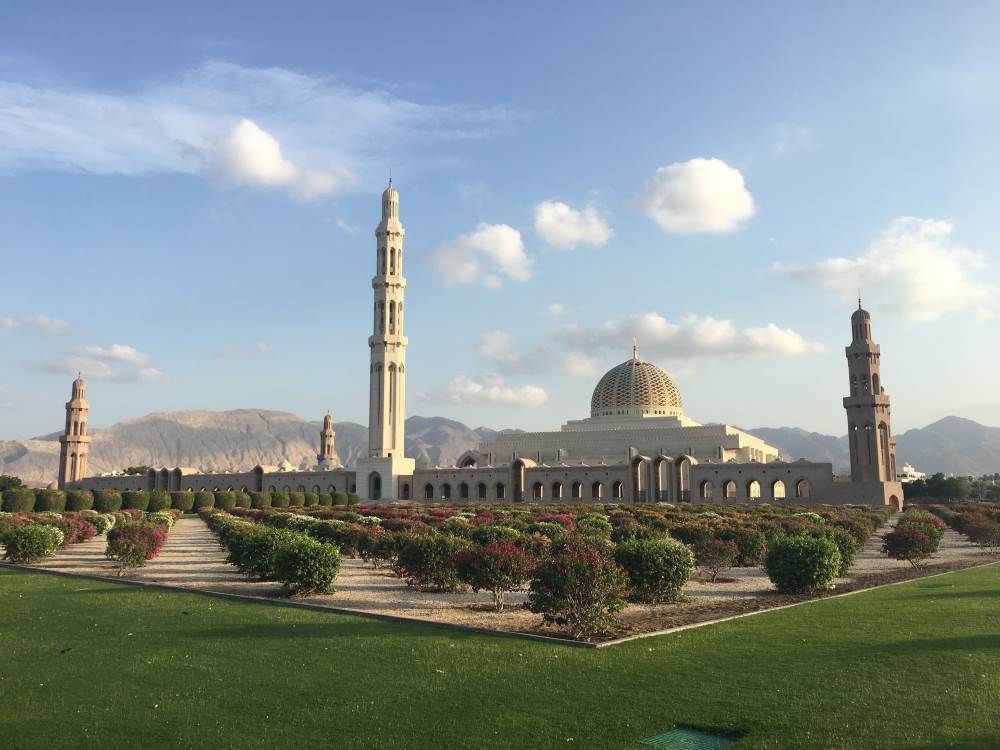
(250, 492), (272, 509)
(271, 492), (290, 509)
(149, 491), (172, 512)
(764, 536), (841, 593)
(93, 490), (123, 513)
(122, 491), (149, 511)
(34, 489), (67, 513)
(196, 490), (218, 510)
(2, 489), (36, 513)
(303, 492), (319, 507)
(65, 490), (94, 511)
(274, 534), (341, 595)
(288, 492), (305, 507)
(317, 493), (333, 507)
(235, 492), (252, 509)
(332, 492), (349, 506)
(615, 537), (694, 604)
(347, 492), (361, 505)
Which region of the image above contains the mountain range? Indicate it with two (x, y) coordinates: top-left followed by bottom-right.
(1, 410), (997, 487)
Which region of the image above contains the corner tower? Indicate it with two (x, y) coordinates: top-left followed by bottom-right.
(57, 375), (91, 489)
(354, 180), (415, 500)
(317, 413), (341, 469)
(841, 301), (903, 508)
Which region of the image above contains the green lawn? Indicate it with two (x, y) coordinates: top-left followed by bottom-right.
(2, 564), (999, 749)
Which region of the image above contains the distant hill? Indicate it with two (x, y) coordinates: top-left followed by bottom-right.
(2, 410), (998, 487)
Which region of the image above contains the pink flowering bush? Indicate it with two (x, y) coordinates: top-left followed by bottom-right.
(105, 522), (168, 574)
(882, 526), (937, 567)
(455, 542), (536, 611)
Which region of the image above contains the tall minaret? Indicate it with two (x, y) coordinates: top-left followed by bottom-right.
(843, 300), (897, 484)
(317, 413), (340, 469)
(368, 178), (408, 458)
(57, 375), (91, 489)
(355, 180), (415, 501)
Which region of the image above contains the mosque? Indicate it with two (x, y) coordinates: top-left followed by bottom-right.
(62, 182), (903, 509)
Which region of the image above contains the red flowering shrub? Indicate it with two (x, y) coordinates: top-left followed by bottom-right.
(455, 543), (536, 611)
(882, 527), (937, 567)
(105, 522), (168, 574)
(693, 538), (739, 583)
(41, 517), (96, 546)
(528, 535), (628, 639)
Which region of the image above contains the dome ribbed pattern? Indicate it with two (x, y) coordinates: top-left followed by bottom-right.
(590, 358), (683, 417)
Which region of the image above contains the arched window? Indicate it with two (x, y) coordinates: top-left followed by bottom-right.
(591, 481), (603, 500)
(268, 485), (276, 492)
(424, 483), (434, 500)
(612, 481), (623, 499)
(551, 482), (563, 499)
(297, 485), (306, 492)
(397, 303), (403, 333)
(401, 483), (411, 500)
(477, 482), (487, 500)
(571, 481), (583, 499)
(722, 480), (736, 499)
(532, 482), (544, 499)
(328, 485), (337, 493)
(495, 482), (505, 499)
(379, 302), (385, 333)
(442, 483), (452, 500)
(459, 482), (470, 500)
(282, 485), (291, 492)
(771, 479), (786, 499)
(700, 480), (713, 499)
(872, 373), (880, 393)
(389, 301), (396, 334)
(747, 480), (761, 499)
(381, 247), (387, 275)
(850, 374), (858, 396)
(795, 479), (811, 498)
(389, 246), (395, 274)
(312, 485), (321, 493)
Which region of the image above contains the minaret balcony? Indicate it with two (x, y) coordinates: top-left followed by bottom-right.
(842, 394), (891, 408)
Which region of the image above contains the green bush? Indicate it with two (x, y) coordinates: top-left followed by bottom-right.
(615, 538), (694, 604)
(3, 524), (64, 563)
(235, 492), (252, 509)
(2, 488), (36, 513)
(90, 514), (116, 535)
(226, 526), (296, 580)
(317, 493), (333, 507)
(396, 533), (469, 591)
(92, 490), (122, 513)
(528, 534), (629, 639)
(274, 534), (341, 596)
(718, 527), (768, 567)
(469, 524), (522, 546)
(122, 491), (149, 511)
(693, 538), (739, 582)
(576, 514), (614, 538)
(764, 536), (841, 593)
(271, 492), (290, 509)
(826, 527), (860, 575)
(34, 489), (66, 513)
(288, 492), (305, 507)
(302, 492), (318, 507)
(65, 490), (94, 511)
(250, 492), (272, 509)
(308, 520), (367, 556)
(195, 491), (218, 510)
(149, 491), (172, 512)
(346, 492), (361, 506)
(332, 491), (349, 506)
(166, 491), (192, 512)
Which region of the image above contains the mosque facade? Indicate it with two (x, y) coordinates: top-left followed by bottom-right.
(64, 183), (902, 509)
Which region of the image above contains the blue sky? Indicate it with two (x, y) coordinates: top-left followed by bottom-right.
(2, 1), (999, 441)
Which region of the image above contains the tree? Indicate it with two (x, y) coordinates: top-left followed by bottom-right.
(123, 466), (153, 476)
(455, 543), (536, 611)
(0, 475), (24, 492)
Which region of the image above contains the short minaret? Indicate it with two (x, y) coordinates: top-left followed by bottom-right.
(317, 413), (341, 469)
(841, 301), (903, 508)
(354, 180), (415, 501)
(57, 375), (91, 489)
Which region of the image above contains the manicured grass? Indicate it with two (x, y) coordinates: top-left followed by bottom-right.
(2, 564), (999, 749)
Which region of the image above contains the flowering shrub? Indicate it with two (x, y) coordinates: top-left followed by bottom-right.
(717, 527), (768, 567)
(3, 524), (64, 563)
(764, 536), (841, 593)
(455, 543), (536, 611)
(89, 513), (116, 535)
(965, 520), (1000, 553)
(693, 538), (739, 583)
(882, 526), (937, 567)
(469, 524), (522, 546)
(147, 512), (175, 529)
(528, 535), (628, 639)
(274, 534), (341, 596)
(614, 538), (694, 603)
(523, 521), (568, 541)
(39, 517), (95, 546)
(396, 533), (470, 591)
(105, 522), (168, 574)
(576, 514), (614, 539)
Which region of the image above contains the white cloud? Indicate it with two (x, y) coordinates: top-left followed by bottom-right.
(555, 312), (823, 359)
(780, 217), (994, 321)
(74, 344), (150, 366)
(562, 350), (599, 377)
(221, 341), (271, 359)
(455, 179), (487, 200)
(430, 223), (532, 288)
(0, 61), (521, 197)
(545, 303), (567, 317)
(256, 341), (271, 354)
(335, 218), (360, 235)
(769, 122), (815, 155)
(424, 374), (548, 408)
(0, 314), (72, 334)
(640, 158), (756, 234)
(534, 200), (613, 249)
(208, 119), (351, 200)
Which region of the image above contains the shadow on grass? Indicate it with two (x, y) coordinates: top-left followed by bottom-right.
(185, 619), (494, 643)
(905, 589), (1000, 600)
(907, 736), (1000, 750)
(884, 634), (1000, 653)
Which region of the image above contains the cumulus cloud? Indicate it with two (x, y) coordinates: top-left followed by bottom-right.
(640, 158), (756, 233)
(0, 61), (521, 198)
(534, 200), (613, 249)
(423, 374), (548, 408)
(545, 303), (567, 317)
(430, 223), (532, 288)
(555, 312), (824, 359)
(779, 217), (994, 320)
(38, 343), (166, 383)
(562, 350), (600, 377)
(0, 314), (72, 334)
(207, 119), (351, 200)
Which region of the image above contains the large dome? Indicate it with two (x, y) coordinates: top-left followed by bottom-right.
(590, 356), (683, 418)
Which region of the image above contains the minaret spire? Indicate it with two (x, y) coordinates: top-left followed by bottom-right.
(632, 336), (638, 361)
(58, 375), (91, 489)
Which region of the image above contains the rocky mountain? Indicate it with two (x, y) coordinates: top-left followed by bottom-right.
(3, 410), (998, 487)
(0, 410), (501, 487)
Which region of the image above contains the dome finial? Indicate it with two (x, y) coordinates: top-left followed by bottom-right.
(632, 336), (638, 361)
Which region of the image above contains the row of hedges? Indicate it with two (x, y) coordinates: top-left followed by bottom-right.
(1, 509), (118, 564)
(929, 502), (1000, 553)
(0, 488), (364, 515)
